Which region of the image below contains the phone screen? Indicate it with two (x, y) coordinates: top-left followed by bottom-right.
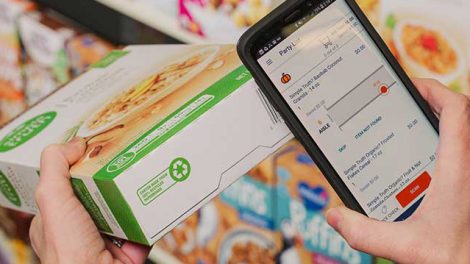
(255, 0), (439, 221)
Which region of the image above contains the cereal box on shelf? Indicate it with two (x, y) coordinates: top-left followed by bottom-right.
(157, 200), (282, 264)
(204, 166), (281, 264)
(379, 0), (470, 95)
(156, 164), (282, 264)
(272, 140), (372, 264)
(0, 44), (291, 245)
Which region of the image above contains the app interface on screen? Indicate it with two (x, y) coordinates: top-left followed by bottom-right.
(256, 0), (439, 220)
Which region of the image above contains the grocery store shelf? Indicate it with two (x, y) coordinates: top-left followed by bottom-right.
(94, 0), (207, 44)
(149, 246), (182, 264)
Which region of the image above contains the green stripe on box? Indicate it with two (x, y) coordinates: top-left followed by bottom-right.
(91, 50), (129, 68)
(93, 65), (252, 180)
(71, 179), (112, 233)
(0, 170), (21, 207)
(375, 258), (393, 264)
(95, 180), (148, 245)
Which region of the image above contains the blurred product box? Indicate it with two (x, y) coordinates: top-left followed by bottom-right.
(156, 140), (376, 264)
(178, 0), (283, 42)
(0, 4), (114, 125)
(67, 34), (115, 76)
(378, 0), (470, 95)
(0, 44), (291, 245)
(157, 166), (282, 263)
(272, 140), (372, 263)
(18, 10), (78, 105)
(157, 199), (282, 264)
(0, 0), (35, 126)
(17, 10), (115, 106)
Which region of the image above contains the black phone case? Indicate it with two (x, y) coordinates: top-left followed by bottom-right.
(237, 0), (440, 216)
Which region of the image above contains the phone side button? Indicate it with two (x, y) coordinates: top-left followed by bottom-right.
(395, 171), (431, 208)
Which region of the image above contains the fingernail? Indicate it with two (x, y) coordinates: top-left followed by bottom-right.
(326, 208), (342, 231)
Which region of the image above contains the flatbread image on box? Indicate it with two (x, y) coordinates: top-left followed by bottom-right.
(66, 46), (242, 176)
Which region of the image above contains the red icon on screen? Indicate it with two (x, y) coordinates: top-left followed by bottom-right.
(281, 73), (292, 84)
(379, 85), (389, 95)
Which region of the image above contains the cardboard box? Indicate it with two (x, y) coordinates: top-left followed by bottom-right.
(0, 44), (291, 245)
(0, 0), (35, 125)
(273, 140), (372, 264)
(156, 200), (282, 264)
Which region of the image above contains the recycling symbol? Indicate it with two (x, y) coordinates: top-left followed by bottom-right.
(169, 157), (191, 182)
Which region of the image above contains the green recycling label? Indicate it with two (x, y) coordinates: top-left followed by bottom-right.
(169, 157), (191, 182)
(137, 157), (191, 205)
(0, 170), (21, 207)
(0, 111), (57, 152)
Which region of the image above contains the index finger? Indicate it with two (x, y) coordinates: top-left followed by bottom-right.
(36, 138), (86, 210)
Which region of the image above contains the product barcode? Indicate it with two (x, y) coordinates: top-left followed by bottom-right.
(256, 88), (282, 125)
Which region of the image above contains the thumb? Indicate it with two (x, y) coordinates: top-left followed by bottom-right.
(326, 206), (418, 262)
(413, 78), (456, 115)
(40, 137), (86, 179)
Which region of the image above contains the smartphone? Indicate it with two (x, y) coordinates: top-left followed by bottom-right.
(237, 0), (439, 221)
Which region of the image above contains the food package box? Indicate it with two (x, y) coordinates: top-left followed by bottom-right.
(18, 10), (78, 105)
(66, 34), (115, 76)
(0, 0), (35, 125)
(379, 0), (470, 95)
(273, 140), (373, 264)
(178, 0), (283, 42)
(156, 139), (377, 264)
(156, 166), (282, 264)
(0, 44), (291, 245)
(156, 200), (282, 264)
